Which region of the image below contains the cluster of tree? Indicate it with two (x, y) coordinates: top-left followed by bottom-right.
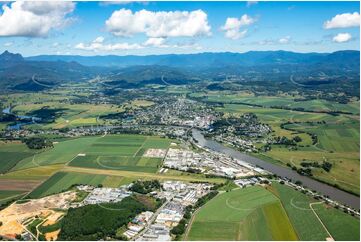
(186, 168), (202, 174)
(170, 204), (196, 240)
(274, 136), (302, 146)
(23, 137), (53, 149)
(300, 161), (333, 172)
(129, 180), (161, 194)
(0, 113), (16, 122)
(194, 191), (218, 209)
(288, 160), (333, 177)
(58, 196), (148, 240)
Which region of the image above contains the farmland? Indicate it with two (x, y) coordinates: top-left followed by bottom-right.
(313, 203), (360, 241)
(272, 183), (360, 241)
(186, 186), (298, 241)
(0, 142), (36, 173)
(67, 135), (170, 173)
(270, 183), (330, 240)
(12, 134), (173, 173)
(0, 190), (27, 206)
(27, 172), (112, 199)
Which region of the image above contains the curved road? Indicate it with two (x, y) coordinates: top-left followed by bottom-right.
(192, 129), (360, 209)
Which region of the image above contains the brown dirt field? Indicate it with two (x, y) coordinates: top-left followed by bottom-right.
(0, 179), (41, 191)
(0, 220), (23, 236)
(45, 229), (60, 241)
(42, 212), (63, 226)
(0, 191), (76, 236)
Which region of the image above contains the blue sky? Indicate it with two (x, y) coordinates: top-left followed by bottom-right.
(0, 1), (359, 56)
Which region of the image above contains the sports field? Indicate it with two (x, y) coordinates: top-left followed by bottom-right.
(27, 171), (125, 199)
(186, 186), (298, 241)
(12, 134), (172, 174)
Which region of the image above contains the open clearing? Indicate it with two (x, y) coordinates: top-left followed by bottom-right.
(186, 186), (298, 241)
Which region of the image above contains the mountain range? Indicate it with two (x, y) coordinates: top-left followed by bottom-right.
(26, 50), (360, 69)
(0, 50), (359, 91)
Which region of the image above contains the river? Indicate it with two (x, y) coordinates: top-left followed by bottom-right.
(192, 129), (360, 209)
(2, 107), (41, 130)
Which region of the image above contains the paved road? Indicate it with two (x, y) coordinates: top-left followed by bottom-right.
(132, 195), (174, 241)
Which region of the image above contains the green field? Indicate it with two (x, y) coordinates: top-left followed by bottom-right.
(67, 135), (170, 173)
(186, 186), (298, 241)
(0, 190), (27, 205)
(27, 171), (123, 198)
(313, 203), (360, 241)
(191, 92), (360, 114)
(271, 183), (330, 240)
(272, 183), (360, 241)
(69, 155), (162, 173)
(0, 142), (35, 173)
(266, 121), (360, 194)
(12, 134), (172, 174)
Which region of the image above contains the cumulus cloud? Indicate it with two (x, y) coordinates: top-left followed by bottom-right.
(324, 12), (360, 29)
(332, 33), (352, 43)
(105, 9), (211, 38)
(0, 1), (75, 37)
(75, 37), (143, 51)
(279, 36), (291, 44)
(221, 14), (256, 39)
(143, 37), (167, 47)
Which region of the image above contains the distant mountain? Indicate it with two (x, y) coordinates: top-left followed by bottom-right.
(26, 50), (360, 69)
(104, 65), (197, 87)
(1, 50), (359, 91)
(0, 50), (24, 68)
(0, 50), (106, 91)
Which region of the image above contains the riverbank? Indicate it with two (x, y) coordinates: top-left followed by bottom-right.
(191, 129), (360, 209)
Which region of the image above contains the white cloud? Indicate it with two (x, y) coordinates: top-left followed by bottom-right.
(143, 37), (166, 47)
(324, 12), (360, 29)
(76, 36), (202, 51)
(332, 33), (352, 43)
(221, 15), (256, 40)
(4, 42), (13, 47)
(0, 1), (75, 37)
(93, 36), (105, 43)
(105, 9), (211, 38)
(279, 36), (291, 44)
(75, 37), (143, 52)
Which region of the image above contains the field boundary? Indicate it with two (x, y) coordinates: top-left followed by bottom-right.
(310, 202), (333, 240)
